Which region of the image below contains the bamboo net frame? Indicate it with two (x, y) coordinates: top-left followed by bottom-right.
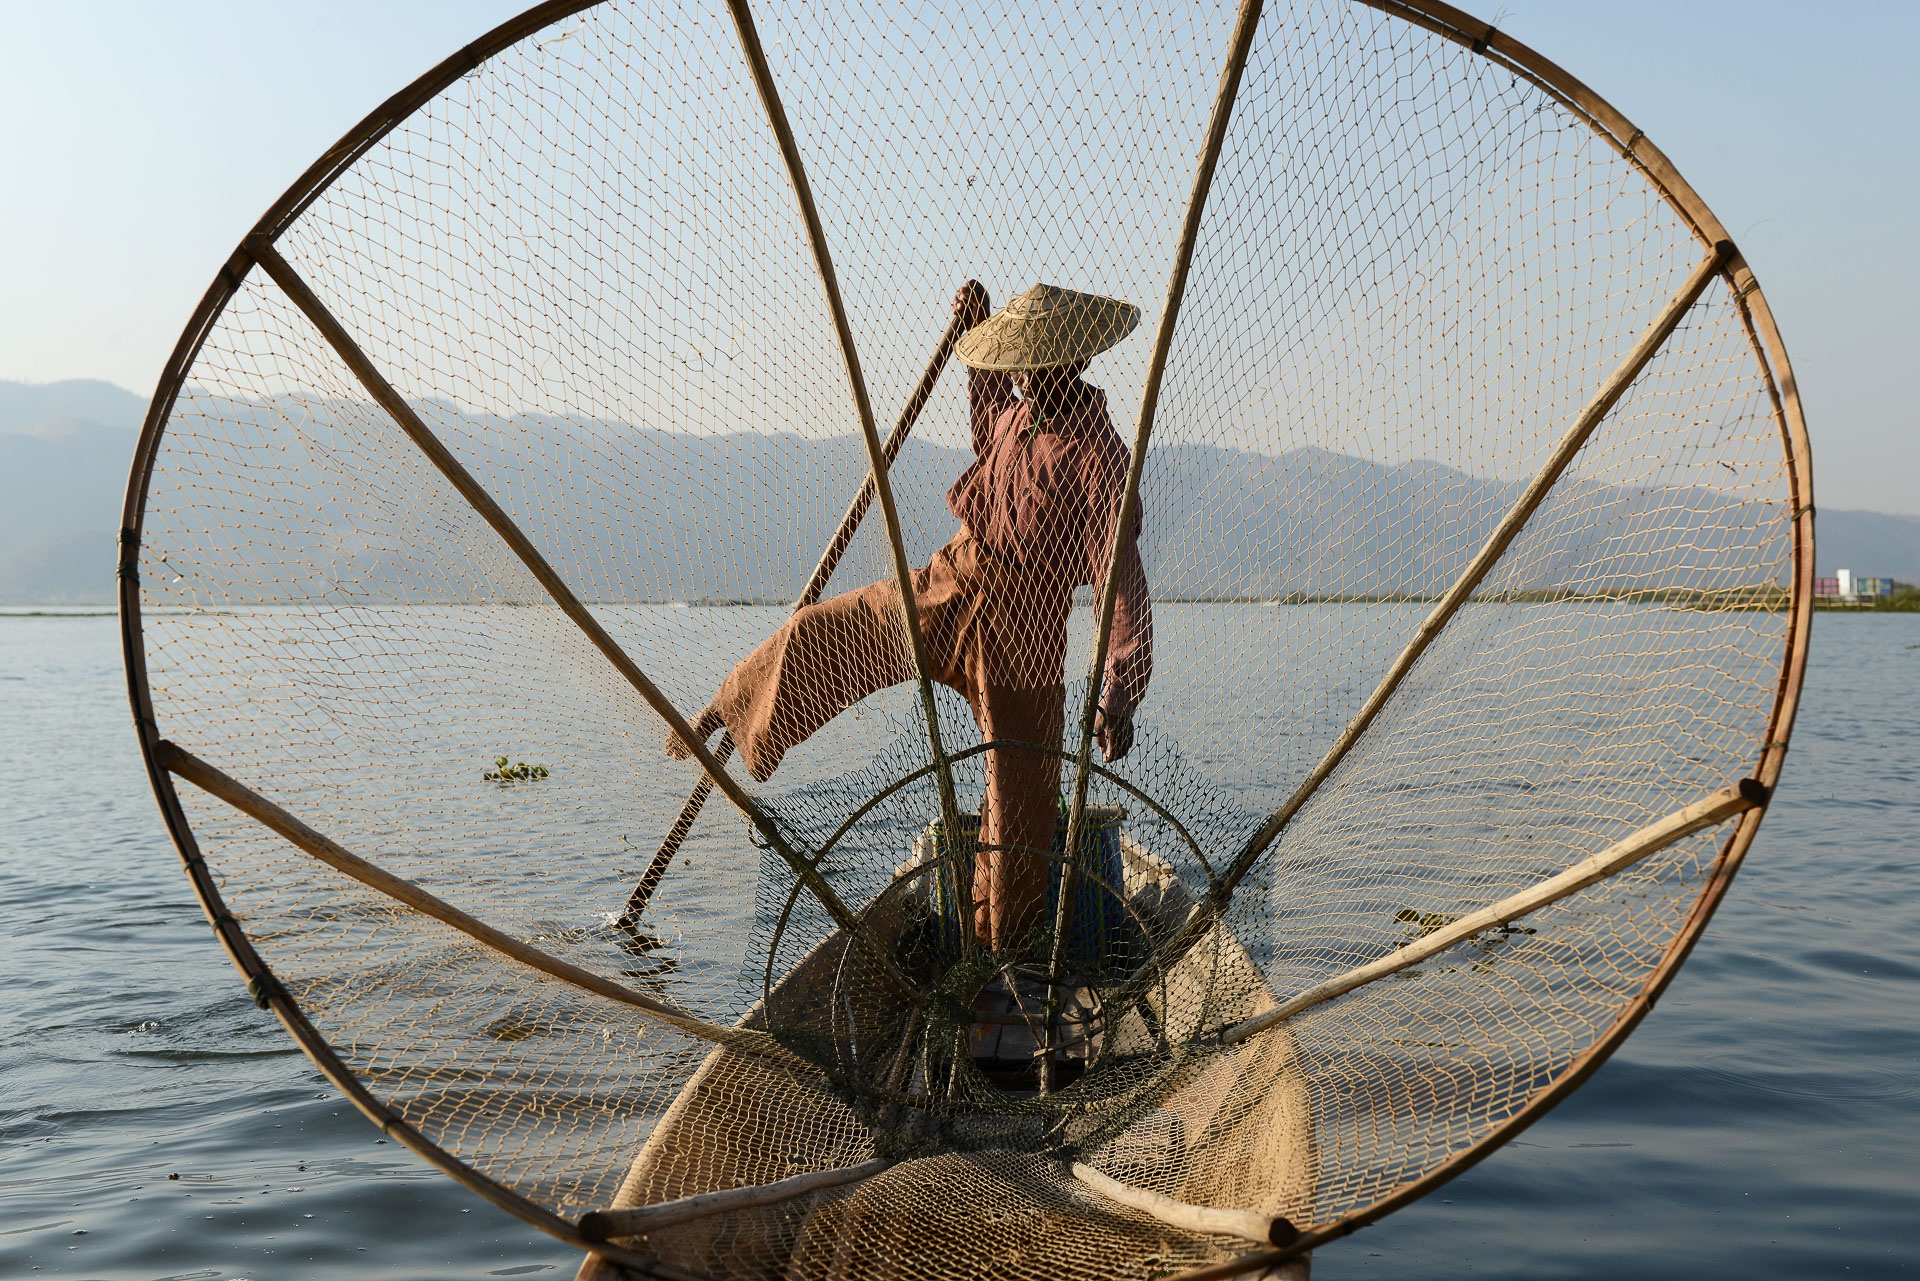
(119, 1), (1812, 1278)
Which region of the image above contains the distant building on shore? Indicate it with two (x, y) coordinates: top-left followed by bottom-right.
(1816, 570), (1896, 604)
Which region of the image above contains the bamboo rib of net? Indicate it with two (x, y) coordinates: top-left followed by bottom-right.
(160, 740), (786, 1051)
(1099, 241), (1737, 1026)
(721, 0), (969, 898)
(1219, 776), (1767, 1047)
(245, 235), (923, 1010)
(1220, 241), (1736, 892)
(1048, 0), (1270, 1093)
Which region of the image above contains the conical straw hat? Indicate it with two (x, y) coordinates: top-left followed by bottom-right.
(954, 284), (1141, 371)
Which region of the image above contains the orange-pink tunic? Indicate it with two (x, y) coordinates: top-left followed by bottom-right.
(947, 368), (1153, 718)
(709, 368), (1153, 948)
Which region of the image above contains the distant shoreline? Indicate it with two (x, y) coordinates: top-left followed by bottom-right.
(7, 592), (1918, 616)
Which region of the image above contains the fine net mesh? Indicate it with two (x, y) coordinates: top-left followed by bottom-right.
(130, 2), (1803, 1277)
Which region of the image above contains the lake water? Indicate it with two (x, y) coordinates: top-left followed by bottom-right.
(1, 611), (1914, 1278)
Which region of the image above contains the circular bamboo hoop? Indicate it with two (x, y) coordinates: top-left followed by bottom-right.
(117, 0), (1813, 1272)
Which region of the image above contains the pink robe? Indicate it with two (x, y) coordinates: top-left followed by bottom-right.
(710, 370), (1154, 948)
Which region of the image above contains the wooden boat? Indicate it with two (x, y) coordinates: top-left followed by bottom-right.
(577, 819), (1316, 1280)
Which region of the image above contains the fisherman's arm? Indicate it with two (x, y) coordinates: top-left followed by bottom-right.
(1100, 536), (1152, 760)
(1086, 449), (1152, 761)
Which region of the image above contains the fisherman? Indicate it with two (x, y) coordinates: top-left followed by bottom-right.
(669, 281), (1153, 963)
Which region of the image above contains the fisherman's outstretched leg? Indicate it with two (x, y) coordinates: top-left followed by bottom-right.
(674, 579), (916, 782)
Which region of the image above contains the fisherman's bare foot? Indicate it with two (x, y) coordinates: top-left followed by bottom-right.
(665, 706), (722, 760)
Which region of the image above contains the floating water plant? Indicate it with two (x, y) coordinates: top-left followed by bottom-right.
(1397, 906), (1537, 954)
(483, 757), (549, 783)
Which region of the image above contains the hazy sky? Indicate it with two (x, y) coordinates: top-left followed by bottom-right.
(3, 1), (1914, 512)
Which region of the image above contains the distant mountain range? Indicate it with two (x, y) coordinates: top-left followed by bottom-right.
(4, 378), (1916, 605)
(0, 381), (149, 604)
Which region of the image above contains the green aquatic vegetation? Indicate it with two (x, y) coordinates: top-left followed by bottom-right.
(1394, 907), (1536, 956)
(484, 1014), (558, 1041)
(483, 756), (550, 783)
(1476, 922), (1536, 949)
(1394, 908), (1458, 936)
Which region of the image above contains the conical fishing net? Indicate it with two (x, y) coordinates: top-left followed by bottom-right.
(121, 2), (1812, 1278)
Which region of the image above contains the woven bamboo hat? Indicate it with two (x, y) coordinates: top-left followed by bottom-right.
(955, 283), (1141, 371)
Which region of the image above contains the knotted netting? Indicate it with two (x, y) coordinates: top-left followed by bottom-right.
(122, 1), (1812, 1277)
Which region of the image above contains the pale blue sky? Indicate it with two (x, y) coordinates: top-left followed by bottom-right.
(3, 1), (1914, 511)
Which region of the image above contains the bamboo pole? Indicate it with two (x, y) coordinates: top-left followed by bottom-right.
(132, 748), (693, 1281)
(1360, 0), (1815, 837)
(1157, 782), (1773, 1281)
(1072, 1163), (1299, 1246)
(1043, 0), (1270, 1094)
(578, 1158), (894, 1242)
(1097, 240), (1735, 1036)
(792, 313), (971, 613)
(621, 310), (970, 925)
(156, 741), (780, 1050)
(1134, 14), (1815, 1272)
(1161, 806), (1775, 1281)
(721, 0), (966, 880)
(1218, 779), (1766, 1047)
(243, 237), (920, 1008)
(1218, 241), (1733, 897)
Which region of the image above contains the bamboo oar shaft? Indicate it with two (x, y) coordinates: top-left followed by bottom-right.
(578, 1158), (894, 1242)
(1219, 778), (1767, 1047)
(1219, 241), (1735, 898)
(244, 238), (731, 824)
(246, 237), (921, 1008)
(1099, 241), (1735, 1027)
(1045, 0), (1270, 1094)
(155, 741), (762, 1048)
(794, 312), (970, 612)
(1072, 1163), (1298, 1246)
(723, 0), (966, 873)
(623, 310), (969, 924)
(622, 756), (723, 921)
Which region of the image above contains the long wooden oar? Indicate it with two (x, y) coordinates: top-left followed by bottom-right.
(617, 309), (970, 928)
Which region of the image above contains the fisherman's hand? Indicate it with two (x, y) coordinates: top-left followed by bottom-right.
(1096, 707), (1134, 762)
(953, 279), (990, 326)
